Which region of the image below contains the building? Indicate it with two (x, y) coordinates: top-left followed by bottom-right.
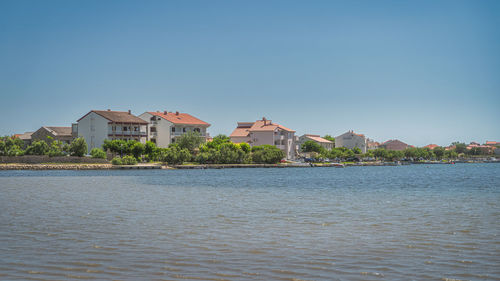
(423, 144), (439, 150)
(367, 138), (380, 150)
(74, 109), (148, 153)
(31, 127), (73, 144)
(229, 117), (296, 160)
(335, 130), (367, 153)
(14, 132), (33, 147)
(297, 134), (334, 151)
(379, 139), (409, 151)
(138, 111), (210, 148)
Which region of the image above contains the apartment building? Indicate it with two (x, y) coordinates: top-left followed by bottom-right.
(229, 117), (296, 160)
(139, 111), (210, 148)
(335, 130), (368, 153)
(74, 109), (148, 153)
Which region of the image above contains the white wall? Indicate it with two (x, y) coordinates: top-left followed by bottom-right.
(77, 112), (109, 153)
(335, 132), (367, 153)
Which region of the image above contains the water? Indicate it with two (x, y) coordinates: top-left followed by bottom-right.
(1, 164), (499, 280)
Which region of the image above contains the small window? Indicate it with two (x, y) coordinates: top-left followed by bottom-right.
(150, 127), (157, 133)
(172, 127), (175, 132)
(194, 128), (200, 133)
(183, 128), (186, 132)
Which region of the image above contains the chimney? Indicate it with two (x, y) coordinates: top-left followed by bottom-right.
(262, 117), (267, 125)
(176, 111), (179, 116)
(164, 111), (168, 115)
(128, 110), (131, 115)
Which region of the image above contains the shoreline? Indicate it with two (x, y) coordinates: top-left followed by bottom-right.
(0, 160), (498, 170)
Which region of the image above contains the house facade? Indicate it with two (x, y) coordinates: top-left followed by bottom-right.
(229, 117), (296, 160)
(31, 127), (73, 144)
(297, 134), (334, 151)
(379, 139), (409, 151)
(335, 130), (367, 153)
(138, 111), (210, 148)
(74, 110), (148, 153)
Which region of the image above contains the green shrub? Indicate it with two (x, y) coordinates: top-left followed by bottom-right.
(121, 155), (138, 165)
(25, 140), (49, 155)
(251, 145), (285, 164)
(111, 157), (122, 165)
(69, 138), (87, 157)
(90, 148), (106, 159)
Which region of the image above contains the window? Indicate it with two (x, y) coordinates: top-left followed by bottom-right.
(172, 138), (175, 143)
(134, 126), (139, 131)
(150, 127), (157, 132)
(112, 126), (116, 131)
(194, 128), (200, 133)
(123, 126), (128, 131)
(172, 127), (175, 132)
(183, 128), (186, 133)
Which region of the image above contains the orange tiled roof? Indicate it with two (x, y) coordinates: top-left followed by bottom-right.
(230, 127), (251, 137)
(486, 141), (499, 145)
(149, 111), (210, 126)
(424, 144), (439, 150)
(249, 120), (295, 132)
(305, 135), (332, 143)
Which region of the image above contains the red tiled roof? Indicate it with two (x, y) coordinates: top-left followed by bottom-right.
(424, 144), (439, 150)
(149, 112), (210, 126)
(486, 141), (499, 145)
(304, 135), (332, 143)
(230, 127), (251, 137)
(249, 120), (295, 132)
(78, 110), (148, 124)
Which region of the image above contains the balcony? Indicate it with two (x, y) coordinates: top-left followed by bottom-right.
(150, 132), (158, 136)
(108, 130), (147, 136)
(151, 121), (158, 125)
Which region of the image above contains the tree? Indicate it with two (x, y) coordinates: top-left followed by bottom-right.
(176, 132), (204, 153)
(159, 146), (192, 164)
(251, 145), (285, 164)
(48, 140), (66, 157)
(351, 147), (362, 154)
(69, 138), (87, 157)
(373, 148), (388, 160)
(25, 140), (49, 155)
(90, 148), (106, 159)
(433, 146), (445, 159)
(323, 135), (335, 143)
(130, 142), (145, 160)
(454, 143), (467, 154)
(144, 141), (158, 160)
(301, 140), (323, 153)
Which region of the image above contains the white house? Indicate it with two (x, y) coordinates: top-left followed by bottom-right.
(229, 117), (296, 160)
(74, 109), (148, 153)
(138, 111), (210, 148)
(335, 130), (367, 153)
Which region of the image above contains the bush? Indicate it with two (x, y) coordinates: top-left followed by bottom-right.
(251, 145), (285, 164)
(25, 140), (49, 155)
(48, 140), (67, 157)
(130, 142), (145, 160)
(159, 146), (191, 165)
(121, 155), (138, 165)
(90, 148), (106, 159)
(69, 138), (87, 157)
(111, 157), (122, 165)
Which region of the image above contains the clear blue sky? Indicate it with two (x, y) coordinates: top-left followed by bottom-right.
(1, 0), (499, 146)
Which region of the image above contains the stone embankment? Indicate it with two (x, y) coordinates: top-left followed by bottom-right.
(0, 164), (114, 170)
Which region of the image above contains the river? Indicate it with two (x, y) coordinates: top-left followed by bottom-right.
(1, 164), (499, 280)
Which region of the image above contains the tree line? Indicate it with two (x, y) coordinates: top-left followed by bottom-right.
(0, 136), (87, 157)
(300, 139), (495, 161)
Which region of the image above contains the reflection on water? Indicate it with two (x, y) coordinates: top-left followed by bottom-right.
(1, 164), (499, 280)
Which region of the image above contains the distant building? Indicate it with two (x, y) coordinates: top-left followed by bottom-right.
(379, 139), (409, 151)
(367, 138), (380, 150)
(139, 111), (210, 148)
(14, 132), (33, 147)
(485, 141), (500, 146)
(335, 130), (367, 153)
(31, 127), (73, 144)
(297, 134), (334, 151)
(74, 109), (148, 153)
(423, 144), (439, 150)
(229, 117), (296, 160)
